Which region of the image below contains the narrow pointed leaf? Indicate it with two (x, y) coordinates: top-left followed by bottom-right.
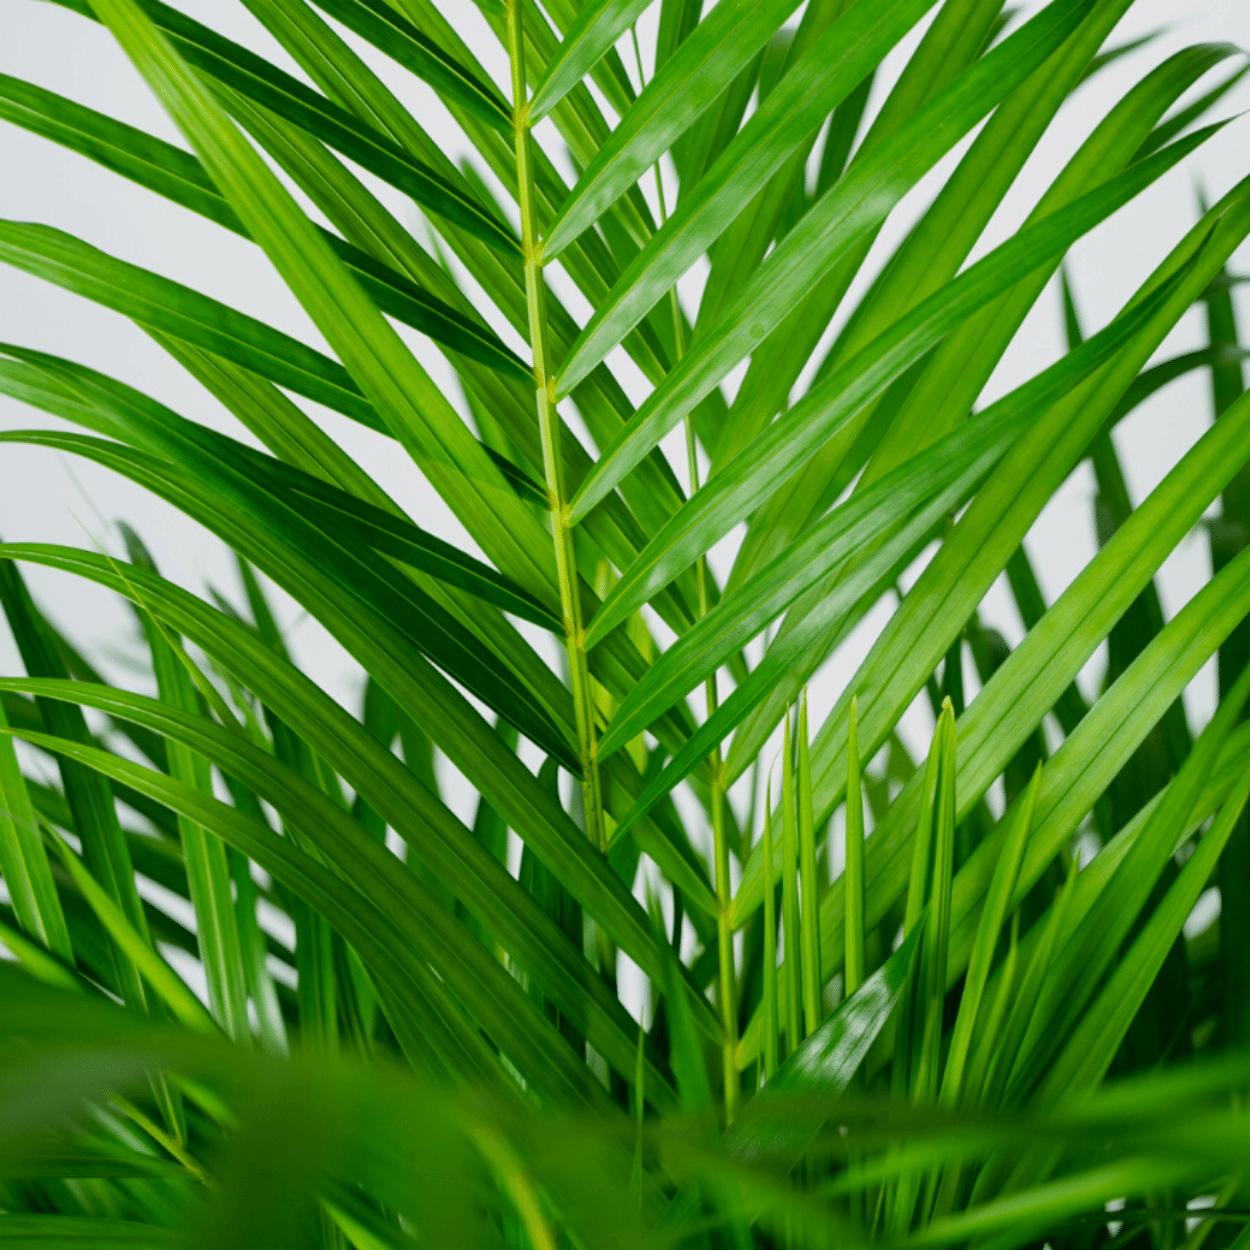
(529, 0), (652, 122)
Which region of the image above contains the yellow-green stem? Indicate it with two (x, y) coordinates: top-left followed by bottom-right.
(640, 100), (738, 1119)
(762, 788), (779, 1082)
(506, 0), (604, 850)
(845, 695), (866, 996)
(797, 692), (822, 1036)
(686, 384), (737, 1123)
(711, 735), (738, 1123)
(781, 707), (803, 1057)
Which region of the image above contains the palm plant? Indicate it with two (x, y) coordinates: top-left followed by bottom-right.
(1, 0), (1250, 1244)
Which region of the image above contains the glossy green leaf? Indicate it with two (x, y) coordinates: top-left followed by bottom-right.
(733, 928), (920, 1155)
(1043, 769), (1250, 1099)
(308, 0), (512, 133)
(44, 825), (216, 1036)
(583, 124), (1219, 632)
(4, 0), (1249, 1240)
(0, 545), (704, 1048)
(122, 530), (251, 1043)
(724, 174), (1250, 835)
(543, 0), (804, 260)
(552, 0), (937, 373)
(3, 703), (611, 1102)
(0, 220), (375, 427)
(0, 560), (150, 1012)
(0, 425), (573, 770)
(731, 39), (1233, 589)
(0, 696), (72, 962)
(939, 768), (1037, 1109)
(529, 0), (652, 122)
(600, 274), (1178, 828)
(562, 0), (1095, 497)
(0, 76), (527, 378)
(49, 0), (518, 254)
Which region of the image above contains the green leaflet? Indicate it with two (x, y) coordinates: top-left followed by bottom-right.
(48, 0), (518, 255)
(563, 0), (1094, 506)
(0, 342), (554, 629)
(939, 769), (1037, 1109)
(0, 424), (575, 770)
(44, 826), (216, 1036)
(596, 205), (1194, 835)
(0, 344), (714, 882)
(307, 0), (512, 133)
(596, 280), (1160, 761)
(4, 722), (506, 1087)
(3, 701), (614, 1105)
(124, 536), (251, 1045)
(0, 562), (149, 1010)
(0, 220), (372, 427)
(535, 0), (640, 121)
(730, 928), (920, 1166)
(796, 694), (822, 1038)
(543, 0), (806, 260)
(843, 697), (866, 998)
(737, 473), (1250, 1064)
(0, 76), (528, 377)
(736, 178), (1250, 920)
(552, 0), (936, 373)
(1042, 770), (1250, 1099)
(583, 124), (1219, 640)
(730, 38), (1231, 589)
(0, 227), (553, 612)
(84, 0), (570, 615)
(4, 0), (1250, 1239)
(0, 697), (72, 963)
(529, 0), (652, 122)
(0, 544), (709, 1049)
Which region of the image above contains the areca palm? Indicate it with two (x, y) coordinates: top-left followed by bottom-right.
(1, 0), (1250, 1245)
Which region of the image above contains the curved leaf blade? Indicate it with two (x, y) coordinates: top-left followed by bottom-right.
(529, 0), (651, 122)
(586, 127), (1218, 642)
(543, 0), (804, 260)
(0, 75), (528, 378)
(559, 0), (1092, 446)
(551, 0), (937, 363)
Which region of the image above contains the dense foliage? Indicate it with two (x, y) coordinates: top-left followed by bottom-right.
(1, 0), (1250, 1246)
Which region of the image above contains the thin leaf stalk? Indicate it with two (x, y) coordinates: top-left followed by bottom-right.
(781, 708), (803, 1057)
(797, 691), (822, 1035)
(762, 781), (779, 1082)
(506, 0), (604, 850)
(708, 676), (738, 1122)
(684, 407), (737, 1122)
(681, 376), (738, 1121)
(845, 695), (865, 996)
(640, 86), (738, 1119)
(842, 697), (867, 1228)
